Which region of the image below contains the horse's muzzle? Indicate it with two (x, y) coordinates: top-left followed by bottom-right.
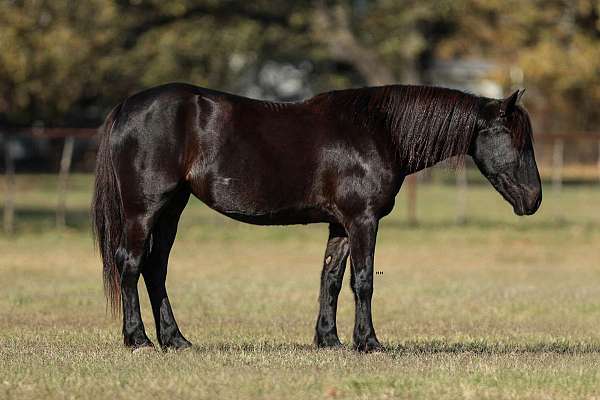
(514, 186), (542, 216)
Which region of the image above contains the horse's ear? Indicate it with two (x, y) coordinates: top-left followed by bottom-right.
(499, 89), (522, 116)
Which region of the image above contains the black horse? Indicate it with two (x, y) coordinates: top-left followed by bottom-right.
(92, 83), (542, 352)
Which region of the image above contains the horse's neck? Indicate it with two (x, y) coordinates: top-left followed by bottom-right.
(388, 111), (480, 175)
(393, 129), (474, 175)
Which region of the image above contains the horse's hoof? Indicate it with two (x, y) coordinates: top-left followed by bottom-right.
(162, 335), (193, 352)
(314, 335), (343, 348)
(354, 338), (384, 353)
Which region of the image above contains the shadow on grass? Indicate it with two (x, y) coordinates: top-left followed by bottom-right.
(384, 339), (600, 355)
(189, 342), (315, 354)
(186, 339), (600, 355)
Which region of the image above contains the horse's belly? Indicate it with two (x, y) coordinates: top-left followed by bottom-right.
(216, 207), (330, 226)
(190, 174), (330, 226)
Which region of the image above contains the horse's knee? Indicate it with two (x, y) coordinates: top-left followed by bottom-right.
(351, 271), (373, 298)
(324, 272), (344, 295)
(352, 283), (373, 299)
(323, 258), (347, 294)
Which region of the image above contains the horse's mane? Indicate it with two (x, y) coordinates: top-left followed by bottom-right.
(507, 105), (534, 151)
(318, 85), (481, 168)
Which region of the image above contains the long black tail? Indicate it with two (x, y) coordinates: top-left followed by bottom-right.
(91, 103), (124, 316)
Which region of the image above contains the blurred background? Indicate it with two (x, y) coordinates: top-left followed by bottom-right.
(2, 3), (600, 398)
(1, 0), (600, 232)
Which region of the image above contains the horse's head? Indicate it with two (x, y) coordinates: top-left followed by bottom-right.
(470, 90), (542, 216)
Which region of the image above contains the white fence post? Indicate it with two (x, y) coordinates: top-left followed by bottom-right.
(56, 136), (75, 229)
(4, 134), (15, 234)
(456, 166), (468, 225)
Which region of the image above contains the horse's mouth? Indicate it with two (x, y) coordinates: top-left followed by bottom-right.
(510, 191), (528, 216)
(489, 174), (541, 216)
(512, 198), (540, 216)
(512, 201), (526, 216)
(515, 185), (542, 216)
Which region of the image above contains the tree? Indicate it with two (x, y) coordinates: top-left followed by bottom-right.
(0, 0), (452, 125)
(435, 0), (600, 130)
(0, 0), (598, 132)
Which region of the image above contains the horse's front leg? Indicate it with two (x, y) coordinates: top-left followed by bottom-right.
(347, 215), (382, 352)
(314, 224), (349, 348)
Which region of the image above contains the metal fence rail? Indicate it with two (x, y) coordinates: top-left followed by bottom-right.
(2, 128), (96, 233)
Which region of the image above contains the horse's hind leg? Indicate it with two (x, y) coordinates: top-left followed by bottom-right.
(314, 224), (349, 347)
(142, 188), (191, 350)
(118, 212), (157, 350)
(117, 179), (181, 350)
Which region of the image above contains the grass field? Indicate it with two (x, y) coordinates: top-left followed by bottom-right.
(1, 173), (600, 399)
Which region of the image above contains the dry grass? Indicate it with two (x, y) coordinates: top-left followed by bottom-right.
(1, 174), (600, 399)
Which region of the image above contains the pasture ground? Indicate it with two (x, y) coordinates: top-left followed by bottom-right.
(1, 173), (600, 399)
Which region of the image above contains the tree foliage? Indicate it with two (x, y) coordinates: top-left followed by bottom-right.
(437, 0), (600, 130)
(0, 0), (598, 131)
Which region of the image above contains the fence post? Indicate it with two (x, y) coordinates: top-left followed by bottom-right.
(597, 139), (600, 183)
(456, 166), (468, 225)
(552, 138), (564, 195)
(56, 136), (75, 229)
(406, 173), (417, 226)
(4, 133), (15, 234)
